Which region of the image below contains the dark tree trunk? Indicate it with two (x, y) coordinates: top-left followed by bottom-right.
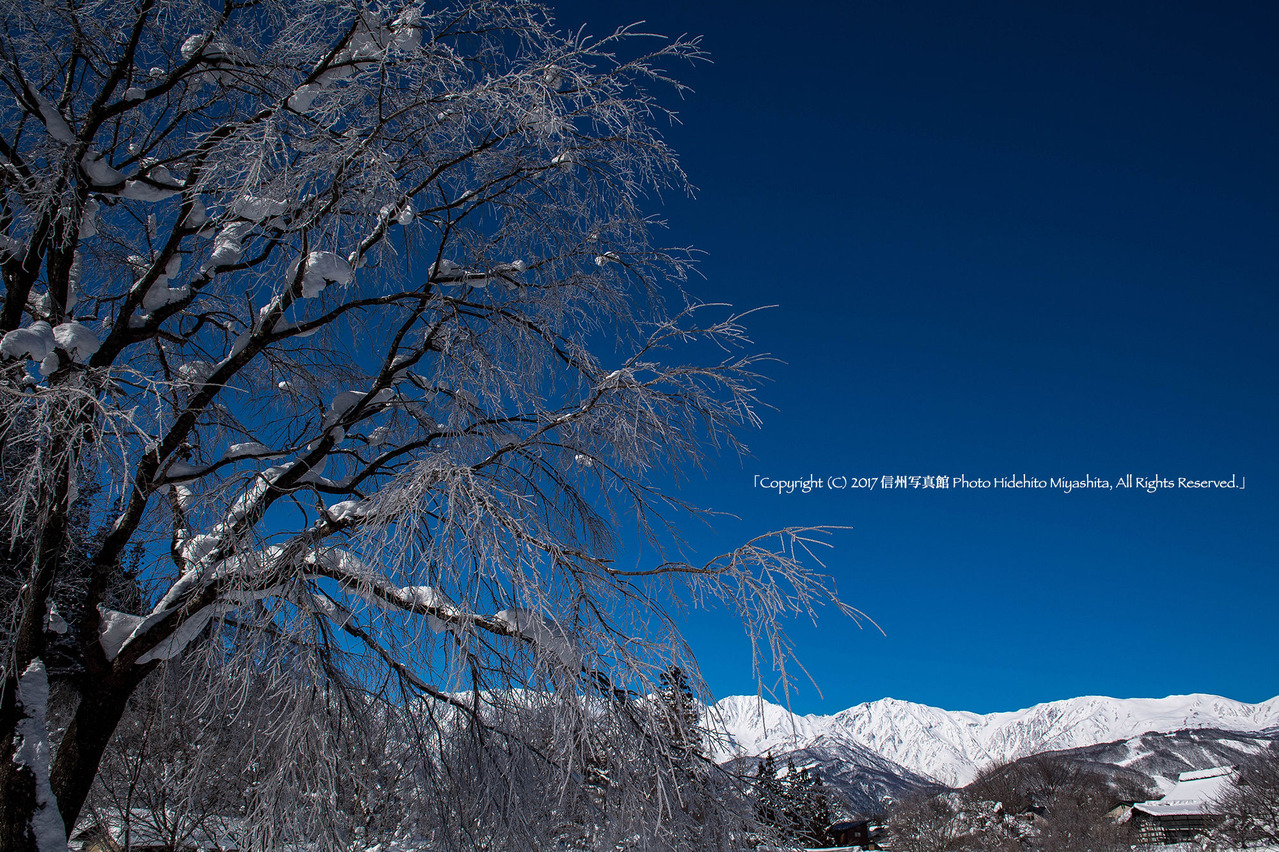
(0, 463), (71, 852)
(1, 476), (152, 852)
(0, 663), (152, 852)
(0, 672), (40, 852)
(47, 667), (148, 837)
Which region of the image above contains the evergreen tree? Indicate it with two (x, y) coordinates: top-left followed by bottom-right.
(754, 754), (786, 836)
(783, 758), (803, 839)
(788, 768), (833, 848)
(657, 666), (703, 761)
(753, 756), (834, 848)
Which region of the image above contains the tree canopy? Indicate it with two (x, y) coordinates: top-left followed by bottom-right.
(0, 1), (854, 850)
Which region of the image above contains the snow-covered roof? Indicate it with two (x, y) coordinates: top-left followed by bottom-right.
(1133, 766), (1235, 817)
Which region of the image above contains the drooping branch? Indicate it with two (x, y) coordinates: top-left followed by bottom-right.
(0, 3), (841, 850)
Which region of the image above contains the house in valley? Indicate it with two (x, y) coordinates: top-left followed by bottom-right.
(1128, 765), (1235, 844)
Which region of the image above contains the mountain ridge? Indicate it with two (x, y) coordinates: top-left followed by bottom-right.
(706, 692), (1279, 787)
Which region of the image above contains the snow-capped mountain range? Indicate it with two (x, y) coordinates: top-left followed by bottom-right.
(705, 693), (1279, 787)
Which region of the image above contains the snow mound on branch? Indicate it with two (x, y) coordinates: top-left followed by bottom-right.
(493, 608), (582, 670)
(179, 35), (204, 60)
(102, 547), (297, 664)
(288, 251), (353, 298)
(44, 602), (68, 634)
(32, 91), (75, 144)
(183, 198), (208, 228)
(1, 321), (54, 361)
(329, 390), (366, 419)
(302, 548), (459, 632)
(179, 34), (242, 77)
(396, 585), (453, 610)
(323, 387), (393, 428)
(2, 321), (99, 374)
(311, 592), (353, 625)
(164, 461), (202, 479)
(326, 499), (369, 522)
(172, 484), (196, 512)
(301, 546), (348, 572)
(52, 322), (100, 361)
(429, 258), (463, 281)
(304, 547), (376, 584)
(223, 441), (276, 461)
(122, 165), (182, 202)
(364, 425), (392, 447)
(205, 221), (253, 269)
(428, 257), (489, 287)
(287, 83), (323, 113)
(396, 585), (457, 633)
(232, 195), (287, 221)
(80, 151), (124, 187)
(379, 201), (416, 225)
(210, 545), (285, 585)
(139, 255), (187, 313)
(135, 607), (217, 664)
(226, 464), (291, 522)
(103, 544), (423, 667)
(178, 533), (219, 566)
(98, 608), (147, 660)
(340, 10), (422, 65)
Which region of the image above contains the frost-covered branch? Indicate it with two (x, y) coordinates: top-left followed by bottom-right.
(0, 2), (844, 850)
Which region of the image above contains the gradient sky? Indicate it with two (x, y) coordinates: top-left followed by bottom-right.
(551, 0), (1278, 715)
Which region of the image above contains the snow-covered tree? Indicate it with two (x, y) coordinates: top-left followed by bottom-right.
(886, 791), (1017, 852)
(1213, 742), (1279, 848)
(888, 755), (1147, 852)
(0, 1), (856, 850)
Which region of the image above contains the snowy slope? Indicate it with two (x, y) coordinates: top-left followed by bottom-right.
(706, 693), (1279, 786)
(723, 739), (941, 816)
(1050, 726), (1279, 794)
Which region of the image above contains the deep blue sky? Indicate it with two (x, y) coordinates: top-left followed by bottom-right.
(552, 0), (1278, 714)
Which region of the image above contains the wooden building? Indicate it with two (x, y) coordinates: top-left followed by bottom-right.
(828, 818), (885, 849)
(1129, 765), (1235, 844)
